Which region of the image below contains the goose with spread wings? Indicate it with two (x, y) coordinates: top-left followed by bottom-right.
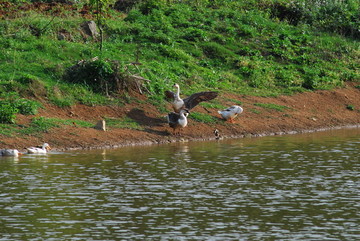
(165, 83), (218, 113)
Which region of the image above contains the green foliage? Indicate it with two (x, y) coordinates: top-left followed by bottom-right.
(0, 101), (18, 124)
(29, 116), (59, 132)
(13, 98), (41, 115)
(20, 117), (93, 136)
(64, 59), (116, 94)
(0, 0), (359, 107)
(0, 92), (42, 123)
(346, 104), (355, 111)
(0, 123), (18, 137)
(268, 0), (360, 39)
(16, 116), (58, 136)
(105, 117), (144, 130)
(189, 112), (218, 124)
(200, 42), (236, 63)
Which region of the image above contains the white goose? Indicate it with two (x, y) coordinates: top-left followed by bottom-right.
(165, 83), (218, 113)
(167, 109), (190, 135)
(0, 149), (22, 157)
(218, 105), (243, 123)
(27, 143), (51, 154)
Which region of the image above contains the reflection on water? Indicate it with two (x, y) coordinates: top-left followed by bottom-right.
(0, 128), (359, 240)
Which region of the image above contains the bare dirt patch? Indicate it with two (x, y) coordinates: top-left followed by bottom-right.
(1, 83), (360, 151)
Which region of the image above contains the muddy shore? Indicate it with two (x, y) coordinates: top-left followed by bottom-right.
(1, 83), (359, 151)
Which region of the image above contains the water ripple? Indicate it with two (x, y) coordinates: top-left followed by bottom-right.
(0, 128), (359, 240)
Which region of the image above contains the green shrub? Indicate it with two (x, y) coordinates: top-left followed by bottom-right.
(269, 0), (360, 39)
(0, 91), (41, 123)
(14, 98), (42, 115)
(0, 101), (18, 124)
(64, 58), (116, 94)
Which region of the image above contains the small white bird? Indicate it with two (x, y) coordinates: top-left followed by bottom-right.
(218, 105), (243, 123)
(0, 149), (22, 157)
(27, 143), (51, 154)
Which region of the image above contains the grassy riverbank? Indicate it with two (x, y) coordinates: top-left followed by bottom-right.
(0, 0), (359, 149)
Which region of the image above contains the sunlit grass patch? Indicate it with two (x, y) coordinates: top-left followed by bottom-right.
(17, 117), (93, 136)
(249, 109), (261, 114)
(188, 112), (219, 124)
(221, 98), (243, 106)
(254, 103), (290, 112)
(0, 124), (20, 137)
(104, 117), (144, 130)
(200, 102), (226, 110)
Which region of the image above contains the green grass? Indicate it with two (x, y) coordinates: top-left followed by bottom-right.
(189, 112), (219, 124)
(0, 0), (358, 122)
(105, 117), (144, 130)
(200, 102), (227, 110)
(0, 124), (20, 137)
(254, 103), (290, 112)
(0, 117), (94, 137)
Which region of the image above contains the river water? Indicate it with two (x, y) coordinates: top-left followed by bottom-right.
(0, 127), (359, 240)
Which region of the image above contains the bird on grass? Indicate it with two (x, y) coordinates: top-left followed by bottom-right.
(218, 105), (243, 123)
(165, 83), (218, 113)
(27, 143), (51, 154)
(167, 109), (190, 135)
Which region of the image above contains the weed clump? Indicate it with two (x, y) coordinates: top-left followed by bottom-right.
(64, 58), (150, 96)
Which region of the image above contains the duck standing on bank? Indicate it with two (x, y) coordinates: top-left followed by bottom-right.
(27, 143), (51, 154)
(165, 83), (218, 113)
(0, 149), (22, 157)
(218, 105), (243, 123)
(167, 109), (190, 135)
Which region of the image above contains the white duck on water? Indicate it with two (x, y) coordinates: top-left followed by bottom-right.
(27, 143), (51, 154)
(165, 83), (218, 113)
(218, 105), (243, 123)
(0, 149), (22, 157)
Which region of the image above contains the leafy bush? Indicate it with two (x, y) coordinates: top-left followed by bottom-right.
(269, 0), (360, 39)
(64, 58), (116, 94)
(0, 91), (42, 123)
(0, 101), (18, 124)
(114, 0), (142, 13)
(14, 98), (41, 115)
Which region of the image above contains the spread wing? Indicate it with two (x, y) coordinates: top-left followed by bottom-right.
(167, 112), (179, 123)
(164, 90), (176, 102)
(183, 91), (218, 110)
(167, 112), (180, 128)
